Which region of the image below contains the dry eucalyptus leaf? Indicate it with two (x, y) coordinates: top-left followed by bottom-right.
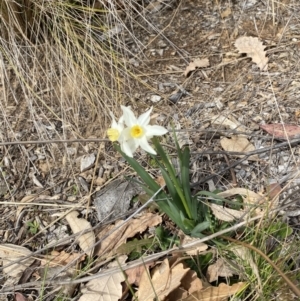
(65, 211), (95, 257)
(220, 135), (259, 161)
(79, 271), (124, 301)
(184, 58), (209, 77)
(183, 282), (246, 301)
(138, 258), (190, 301)
(235, 36), (268, 70)
(0, 244), (35, 278)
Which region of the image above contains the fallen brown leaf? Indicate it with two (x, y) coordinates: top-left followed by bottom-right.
(14, 292), (27, 301)
(79, 271), (124, 301)
(168, 269), (203, 300)
(206, 258), (236, 283)
(235, 36), (268, 70)
(260, 123), (300, 140)
(179, 231), (208, 255)
(0, 244), (35, 278)
(184, 58), (209, 77)
(16, 194), (37, 218)
(266, 181), (282, 200)
(126, 262), (153, 286)
(65, 211), (95, 257)
(220, 135), (259, 161)
(96, 212), (162, 258)
(138, 258), (190, 301)
(210, 203), (244, 222)
(221, 7), (232, 18)
(211, 188), (267, 221)
(183, 282), (246, 301)
(40, 250), (85, 267)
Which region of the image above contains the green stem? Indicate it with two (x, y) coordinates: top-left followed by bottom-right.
(153, 138), (192, 219)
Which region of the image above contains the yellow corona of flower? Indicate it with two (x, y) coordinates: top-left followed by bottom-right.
(119, 106), (168, 157)
(107, 112), (124, 142)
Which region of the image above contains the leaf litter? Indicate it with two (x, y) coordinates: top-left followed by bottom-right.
(65, 211), (95, 257)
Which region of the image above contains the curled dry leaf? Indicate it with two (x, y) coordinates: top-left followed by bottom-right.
(210, 203), (244, 222)
(184, 58), (209, 77)
(220, 135), (259, 161)
(235, 36), (268, 70)
(138, 258), (190, 301)
(65, 211), (95, 257)
(218, 188), (266, 214)
(0, 244), (35, 278)
(16, 194), (61, 218)
(211, 188), (267, 222)
(260, 123), (300, 140)
(16, 194), (37, 218)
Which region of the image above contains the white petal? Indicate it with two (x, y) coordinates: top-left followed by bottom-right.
(121, 106), (137, 127)
(139, 136), (157, 154)
(121, 139), (137, 157)
(119, 127), (131, 141)
(118, 115), (124, 124)
(145, 125), (168, 137)
(109, 112), (118, 128)
(137, 107), (152, 126)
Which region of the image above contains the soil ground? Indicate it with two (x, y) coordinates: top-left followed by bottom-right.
(1, 0), (300, 299)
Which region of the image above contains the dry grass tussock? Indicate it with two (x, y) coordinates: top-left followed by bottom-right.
(0, 0), (165, 146)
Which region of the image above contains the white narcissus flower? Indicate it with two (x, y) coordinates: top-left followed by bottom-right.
(119, 106), (168, 157)
(107, 112), (124, 142)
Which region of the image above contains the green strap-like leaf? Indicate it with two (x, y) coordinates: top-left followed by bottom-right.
(114, 143), (160, 193)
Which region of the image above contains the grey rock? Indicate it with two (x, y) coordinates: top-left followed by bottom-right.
(94, 179), (143, 222)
